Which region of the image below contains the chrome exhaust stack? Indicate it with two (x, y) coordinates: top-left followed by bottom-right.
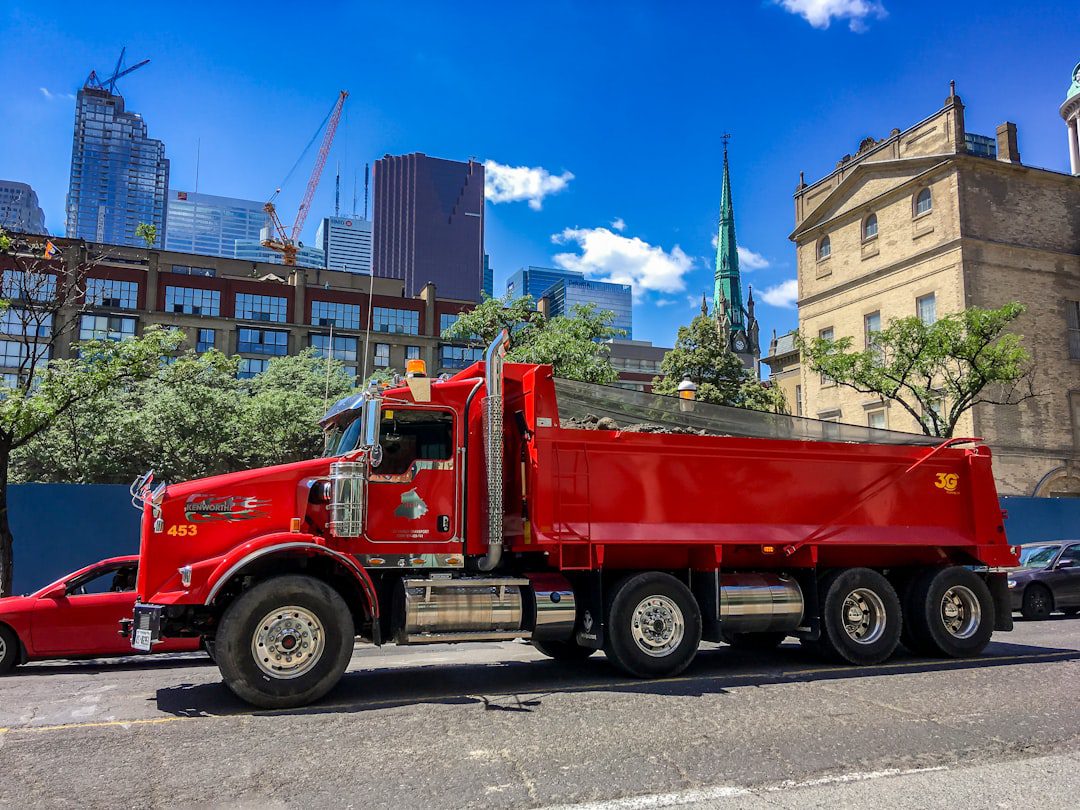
(478, 329), (511, 572)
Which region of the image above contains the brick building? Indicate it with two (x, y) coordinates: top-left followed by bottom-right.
(0, 237), (480, 383)
(786, 83), (1080, 497)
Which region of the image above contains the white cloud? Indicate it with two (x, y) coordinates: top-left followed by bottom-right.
(611, 217), (626, 232)
(484, 160), (573, 210)
(552, 226), (694, 299)
(40, 87), (74, 102)
(775, 0), (887, 32)
(761, 278), (799, 308)
(737, 246), (770, 270)
(655, 298), (676, 307)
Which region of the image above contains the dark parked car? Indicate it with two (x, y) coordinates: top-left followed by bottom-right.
(1009, 542), (1080, 619)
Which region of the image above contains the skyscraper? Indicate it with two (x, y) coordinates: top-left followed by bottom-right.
(372, 153), (484, 301)
(711, 138), (759, 372)
(316, 216), (373, 273)
(65, 54), (169, 248)
(165, 190), (268, 258)
(0, 181), (47, 234)
(505, 266), (584, 301)
(540, 277), (633, 338)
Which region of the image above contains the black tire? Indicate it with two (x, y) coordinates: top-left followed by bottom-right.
(202, 638), (217, 664)
(814, 568), (902, 666)
(603, 572), (701, 678)
(532, 639), (597, 662)
(0, 624), (19, 675)
(722, 631), (788, 650)
(216, 575), (355, 709)
(1021, 584), (1054, 620)
(902, 567), (994, 658)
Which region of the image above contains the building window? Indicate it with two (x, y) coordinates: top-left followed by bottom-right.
(439, 313), (460, 334)
(0, 339), (49, 368)
(2, 269), (55, 302)
(917, 293), (937, 325)
(196, 328), (215, 353)
(79, 314), (137, 341)
(311, 333), (358, 363)
(915, 188), (932, 216)
(406, 345), (421, 361)
(238, 358), (269, 379)
(85, 278), (138, 310)
(863, 213), (878, 240)
(235, 293), (288, 323)
(1067, 300), (1080, 360)
(864, 311), (881, 352)
(165, 286), (221, 316)
(0, 308), (52, 339)
(311, 300), (361, 330)
(867, 409), (887, 430)
(373, 343), (390, 368)
(439, 344), (484, 370)
(817, 236), (831, 260)
(795, 384), (803, 417)
(171, 264), (215, 277)
(818, 327), (834, 385)
(372, 307), (419, 335)
(237, 327), (288, 356)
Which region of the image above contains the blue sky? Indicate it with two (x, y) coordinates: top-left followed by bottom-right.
(1, 1), (1076, 352)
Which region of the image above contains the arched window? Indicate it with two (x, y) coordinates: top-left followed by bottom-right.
(915, 188), (932, 216)
(817, 235), (831, 260)
(863, 213), (878, 240)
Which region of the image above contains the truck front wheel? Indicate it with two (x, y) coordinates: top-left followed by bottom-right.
(216, 575), (355, 709)
(812, 568), (901, 666)
(902, 567), (994, 657)
(604, 572), (701, 678)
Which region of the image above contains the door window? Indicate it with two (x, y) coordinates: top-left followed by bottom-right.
(1059, 545), (1080, 566)
(67, 564), (137, 596)
(375, 409), (454, 476)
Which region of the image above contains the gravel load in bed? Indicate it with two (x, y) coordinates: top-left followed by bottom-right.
(561, 413), (712, 435)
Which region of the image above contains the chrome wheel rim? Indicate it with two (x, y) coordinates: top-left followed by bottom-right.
(841, 588), (887, 645)
(251, 606), (324, 680)
(0, 635), (6, 661)
(940, 585), (981, 639)
(630, 595), (685, 657)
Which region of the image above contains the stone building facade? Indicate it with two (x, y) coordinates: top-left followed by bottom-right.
(789, 84), (1080, 497)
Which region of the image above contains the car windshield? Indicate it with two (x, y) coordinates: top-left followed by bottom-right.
(1020, 545), (1060, 568)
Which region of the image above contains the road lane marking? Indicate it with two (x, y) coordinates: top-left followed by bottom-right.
(0, 649), (1073, 737)
(539, 766), (950, 809)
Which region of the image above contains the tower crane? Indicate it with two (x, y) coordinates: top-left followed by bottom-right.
(261, 90), (348, 267)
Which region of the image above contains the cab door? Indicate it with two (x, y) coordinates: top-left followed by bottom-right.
(363, 406), (459, 546)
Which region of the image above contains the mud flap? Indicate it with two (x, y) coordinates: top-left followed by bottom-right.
(574, 571), (605, 649)
(691, 570), (723, 643)
(986, 572), (1014, 631)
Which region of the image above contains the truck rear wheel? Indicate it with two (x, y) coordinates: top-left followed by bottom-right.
(216, 575), (355, 709)
(532, 639), (596, 662)
(812, 568), (901, 666)
(902, 567), (994, 657)
(604, 572), (701, 678)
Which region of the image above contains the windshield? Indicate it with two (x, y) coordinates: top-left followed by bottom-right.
(327, 416), (363, 457)
(1020, 545), (1060, 568)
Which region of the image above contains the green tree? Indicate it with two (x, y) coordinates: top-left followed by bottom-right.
(798, 303), (1033, 437)
(135, 222), (158, 249)
(652, 310), (785, 412)
(442, 294), (622, 383)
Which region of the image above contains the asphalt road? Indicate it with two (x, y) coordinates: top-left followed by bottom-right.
(1, 617), (1078, 808)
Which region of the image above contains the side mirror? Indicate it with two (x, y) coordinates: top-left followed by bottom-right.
(1055, 559), (1077, 570)
(41, 583), (68, 599)
(361, 397), (381, 450)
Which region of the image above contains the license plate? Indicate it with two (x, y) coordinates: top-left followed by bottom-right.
(133, 629), (153, 652)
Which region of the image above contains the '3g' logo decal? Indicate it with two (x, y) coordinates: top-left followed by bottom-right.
(934, 473), (959, 493)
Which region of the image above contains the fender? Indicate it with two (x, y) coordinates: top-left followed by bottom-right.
(202, 533), (379, 625)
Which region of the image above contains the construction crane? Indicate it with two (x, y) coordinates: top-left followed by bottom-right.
(84, 47), (150, 93)
(262, 90), (348, 267)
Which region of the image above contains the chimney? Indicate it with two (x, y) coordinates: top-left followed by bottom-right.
(996, 122), (1021, 164)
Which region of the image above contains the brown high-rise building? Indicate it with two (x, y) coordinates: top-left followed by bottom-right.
(372, 153), (485, 302)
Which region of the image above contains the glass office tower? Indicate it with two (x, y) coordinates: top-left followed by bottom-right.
(541, 277), (633, 338)
(165, 190), (269, 259)
(66, 86), (169, 247)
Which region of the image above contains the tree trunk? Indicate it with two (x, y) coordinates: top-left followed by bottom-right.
(0, 444), (12, 598)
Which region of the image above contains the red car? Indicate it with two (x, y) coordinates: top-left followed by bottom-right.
(0, 555), (200, 673)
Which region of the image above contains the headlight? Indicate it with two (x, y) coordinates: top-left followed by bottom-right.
(1007, 579), (1017, 589)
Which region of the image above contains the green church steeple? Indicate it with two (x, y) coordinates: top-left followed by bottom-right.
(713, 136), (745, 332)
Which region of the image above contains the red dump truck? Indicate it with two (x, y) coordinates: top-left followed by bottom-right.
(130, 332), (1016, 708)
